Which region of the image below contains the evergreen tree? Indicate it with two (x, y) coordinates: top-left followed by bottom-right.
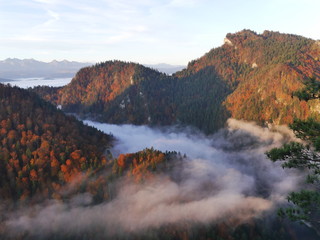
(293, 77), (320, 101)
(266, 80), (320, 229)
(267, 118), (320, 223)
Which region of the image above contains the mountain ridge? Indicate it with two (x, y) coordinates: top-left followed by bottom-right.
(175, 29), (320, 124)
(0, 58), (91, 78)
(31, 30), (320, 133)
(1, 29), (320, 239)
(0, 58), (186, 78)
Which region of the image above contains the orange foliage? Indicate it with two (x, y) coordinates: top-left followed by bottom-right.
(50, 158), (59, 168)
(17, 124), (25, 131)
(61, 164), (68, 173)
(1, 128), (7, 135)
(117, 154), (126, 168)
(66, 159), (72, 166)
(70, 150), (81, 160)
(0, 83), (112, 201)
(29, 169), (38, 181)
(7, 130), (17, 139)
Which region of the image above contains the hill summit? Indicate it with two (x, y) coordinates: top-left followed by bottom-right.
(176, 29), (320, 124)
(32, 30), (320, 133)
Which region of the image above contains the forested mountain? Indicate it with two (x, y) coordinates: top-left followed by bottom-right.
(32, 30), (320, 133)
(0, 83), (112, 201)
(2, 28), (320, 238)
(177, 30), (320, 124)
(32, 61), (231, 133)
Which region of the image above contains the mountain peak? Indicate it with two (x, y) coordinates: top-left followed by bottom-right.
(228, 29), (258, 37)
(224, 29), (262, 46)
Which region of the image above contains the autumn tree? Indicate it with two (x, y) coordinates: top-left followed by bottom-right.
(0, 83), (113, 201)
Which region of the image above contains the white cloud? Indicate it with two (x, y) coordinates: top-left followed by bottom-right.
(168, 0), (199, 7)
(47, 10), (59, 21)
(2, 0), (320, 64)
(32, 0), (58, 4)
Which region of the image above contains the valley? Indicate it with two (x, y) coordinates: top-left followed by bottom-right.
(2, 118), (319, 239)
(0, 29), (319, 239)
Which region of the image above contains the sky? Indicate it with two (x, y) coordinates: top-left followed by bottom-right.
(0, 0), (320, 65)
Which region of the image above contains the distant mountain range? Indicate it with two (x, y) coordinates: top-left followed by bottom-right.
(0, 58), (185, 79)
(32, 30), (320, 133)
(144, 63), (185, 75)
(0, 77), (14, 82)
(0, 58), (91, 78)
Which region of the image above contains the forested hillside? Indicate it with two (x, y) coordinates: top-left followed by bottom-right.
(32, 30), (320, 133)
(2, 145), (317, 240)
(176, 30), (320, 124)
(33, 60), (231, 132)
(0, 84), (112, 201)
(98, 64), (231, 133)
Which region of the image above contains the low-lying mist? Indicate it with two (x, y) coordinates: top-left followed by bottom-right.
(3, 119), (306, 239)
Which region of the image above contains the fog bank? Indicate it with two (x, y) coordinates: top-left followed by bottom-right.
(4, 119), (304, 238)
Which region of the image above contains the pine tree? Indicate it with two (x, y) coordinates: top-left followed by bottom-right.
(267, 119), (320, 222)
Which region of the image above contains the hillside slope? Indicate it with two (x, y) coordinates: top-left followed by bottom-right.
(0, 84), (112, 201)
(33, 61), (231, 133)
(176, 30), (320, 124)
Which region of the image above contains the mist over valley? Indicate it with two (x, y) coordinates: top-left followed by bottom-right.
(0, 29), (320, 239)
(2, 119), (317, 239)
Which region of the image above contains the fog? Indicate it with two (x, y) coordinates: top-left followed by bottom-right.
(3, 77), (71, 88)
(3, 119), (305, 238)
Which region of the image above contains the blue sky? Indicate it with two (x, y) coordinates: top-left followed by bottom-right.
(0, 0), (319, 65)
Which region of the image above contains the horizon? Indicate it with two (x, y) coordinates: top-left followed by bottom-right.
(0, 57), (186, 66)
(1, 0), (320, 65)
(0, 1), (320, 237)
